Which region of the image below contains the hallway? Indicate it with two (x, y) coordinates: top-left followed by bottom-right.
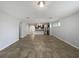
(0, 35), (79, 58)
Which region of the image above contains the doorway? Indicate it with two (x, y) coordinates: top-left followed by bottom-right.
(29, 23), (50, 35)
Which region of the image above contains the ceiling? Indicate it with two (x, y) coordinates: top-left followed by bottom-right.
(0, 1), (79, 23)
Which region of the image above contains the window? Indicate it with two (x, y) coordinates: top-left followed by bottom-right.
(53, 22), (61, 27)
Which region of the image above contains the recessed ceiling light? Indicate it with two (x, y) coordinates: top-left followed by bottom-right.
(49, 17), (53, 19)
(26, 17), (30, 19)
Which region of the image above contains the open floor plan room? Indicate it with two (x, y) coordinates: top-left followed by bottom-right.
(0, 1), (79, 58)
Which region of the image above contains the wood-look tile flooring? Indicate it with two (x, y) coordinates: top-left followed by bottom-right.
(0, 35), (79, 58)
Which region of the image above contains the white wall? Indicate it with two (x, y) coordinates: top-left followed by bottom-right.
(0, 11), (19, 51)
(20, 22), (30, 38)
(50, 12), (79, 49)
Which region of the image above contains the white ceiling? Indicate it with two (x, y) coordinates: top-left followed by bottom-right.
(0, 1), (79, 23)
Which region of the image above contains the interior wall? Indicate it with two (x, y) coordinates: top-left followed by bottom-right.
(20, 22), (30, 38)
(0, 10), (19, 51)
(50, 12), (79, 49)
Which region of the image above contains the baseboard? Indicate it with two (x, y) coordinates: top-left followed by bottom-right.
(0, 39), (19, 51)
(51, 34), (79, 49)
(20, 34), (30, 39)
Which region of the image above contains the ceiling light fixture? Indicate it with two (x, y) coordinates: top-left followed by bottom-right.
(37, 1), (45, 8)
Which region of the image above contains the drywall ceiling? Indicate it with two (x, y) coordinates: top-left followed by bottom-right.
(0, 1), (79, 23)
